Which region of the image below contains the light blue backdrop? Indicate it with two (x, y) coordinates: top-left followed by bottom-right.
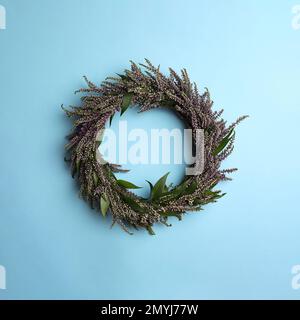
(0, 0), (300, 299)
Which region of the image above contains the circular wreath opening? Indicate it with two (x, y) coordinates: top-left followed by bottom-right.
(63, 59), (248, 235)
(100, 105), (188, 200)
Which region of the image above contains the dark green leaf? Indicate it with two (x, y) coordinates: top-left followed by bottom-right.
(121, 195), (144, 213)
(109, 114), (114, 126)
(209, 181), (219, 190)
(160, 180), (197, 202)
(117, 179), (141, 189)
(100, 195), (109, 217)
(151, 172), (170, 201)
(182, 181), (197, 195)
(108, 169), (116, 180)
(146, 180), (154, 200)
(161, 212), (182, 221)
(162, 184), (185, 200)
(76, 159), (80, 172)
(203, 190), (220, 196)
(163, 183), (173, 193)
(160, 99), (176, 108)
(212, 129), (235, 156)
(193, 198), (204, 205)
(120, 92), (133, 115)
(117, 73), (130, 81)
(146, 226), (155, 235)
(72, 159), (81, 178)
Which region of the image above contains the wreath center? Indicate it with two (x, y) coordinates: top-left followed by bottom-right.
(97, 106), (189, 198)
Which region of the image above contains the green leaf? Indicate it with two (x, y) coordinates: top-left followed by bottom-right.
(151, 172), (170, 201)
(182, 181), (197, 195)
(121, 195), (144, 213)
(117, 73), (130, 81)
(146, 226), (155, 235)
(93, 172), (99, 186)
(160, 99), (176, 108)
(163, 182), (173, 193)
(120, 92), (133, 115)
(76, 159), (80, 172)
(162, 184), (184, 200)
(109, 114), (114, 126)
(160, 212), (182, 221)
(159, 180), (197, 202)
(204, 190), (219, 196)
(146, 180), (153, 191)
(100, 195), (110, 217)
(212, 129), (235, 156)
(72, 159), (81, 178)
(203, 189), (226, 201)
(146, 180), (154, 200)
(193, 198), (204, 205)
(209, 181), (219, 190)
(117, 179), (141, 189)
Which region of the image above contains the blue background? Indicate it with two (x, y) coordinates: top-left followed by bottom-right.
(1, 0), (300, 299)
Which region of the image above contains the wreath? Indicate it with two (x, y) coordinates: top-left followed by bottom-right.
(63, 59), (248, 235)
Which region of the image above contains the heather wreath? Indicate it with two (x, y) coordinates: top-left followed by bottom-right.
(62, 59), (248, 235)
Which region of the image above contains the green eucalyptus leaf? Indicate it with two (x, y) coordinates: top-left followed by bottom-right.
(212, 129), (235, 156)
(100, 195), (110, 217)
(151, 172), (170, 201)
(120, 92), (133, 115)
(117, 179), (141, 189)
